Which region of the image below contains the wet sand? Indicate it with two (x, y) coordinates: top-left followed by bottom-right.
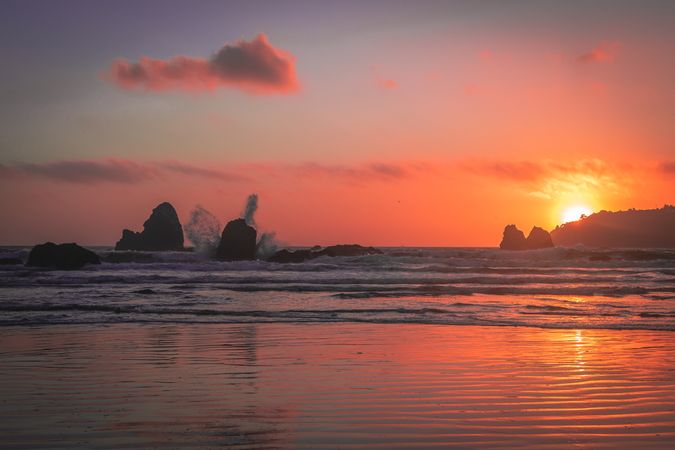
(1, 323), (674, 449)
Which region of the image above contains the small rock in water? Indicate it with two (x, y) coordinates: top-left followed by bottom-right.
(133, 288), (156, 295)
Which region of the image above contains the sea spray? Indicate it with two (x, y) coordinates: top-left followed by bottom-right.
(239, 194), (279, 259)
(184, 205), (221, 256)
(256, 232), (278, 259)
(242, 194), (258, 227)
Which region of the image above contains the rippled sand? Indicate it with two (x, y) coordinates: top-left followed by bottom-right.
(1, 323), (674, 449)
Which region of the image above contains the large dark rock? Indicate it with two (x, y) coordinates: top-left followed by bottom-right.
(551, 206), (675, 248)
(269, 244), (382, 263)
(115, 202), (184, 251)
(216, 219), (257, 261)
(500, 225), (553, 250)
(525, 226), (554, 249)
(499, 225), (527, 250)
(26, 242), (100, 269)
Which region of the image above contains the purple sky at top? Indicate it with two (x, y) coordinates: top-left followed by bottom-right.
(2, 0), (674, 162)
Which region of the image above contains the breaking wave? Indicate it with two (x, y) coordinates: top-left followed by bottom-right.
(1, 246), (674, 329)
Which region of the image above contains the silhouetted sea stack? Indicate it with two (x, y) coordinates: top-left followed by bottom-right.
(551, 206), (675, 248)
(115, 202), (184, 251)
(216, 219), (257, 260)
(499, 225), (527, 250)
(269, 244), (382, 263)
(526, 226), (554, 249)
(27, 242), (100, 269)
(500, 225), (554, 250)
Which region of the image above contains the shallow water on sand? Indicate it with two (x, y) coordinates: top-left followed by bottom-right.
(1, 323), (674, 449)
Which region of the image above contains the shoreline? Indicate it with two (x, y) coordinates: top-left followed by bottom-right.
(2, 322), (674, 449)
(2, 319), (675, 332)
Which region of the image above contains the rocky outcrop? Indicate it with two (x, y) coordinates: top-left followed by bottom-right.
(500, 225), (554, 250)
(115, 202), (184, 251)
(216, 219), (257, 261)
(269, 244), (382, 263)
(551, 206), (675, 248)
(316, 244), (383, 257)
(526, 226), (554, 249)
(499, 225), (527, 250)
(26, 242), (100, 269)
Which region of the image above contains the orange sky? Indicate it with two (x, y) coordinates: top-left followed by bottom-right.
(0, 1), (673, 246)
(1, 156), (671, 246)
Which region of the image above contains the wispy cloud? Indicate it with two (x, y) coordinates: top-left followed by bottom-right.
(287, 162), (431, 183)
(473, 161), (545, 182)
(0, 159), (436, 185)
(107, 34), (299, 94)
(659, 161), (675, 174)
(577, 41), (619, 64)
(375, 76), (398, 90)
(372, 64), (398, 90)
(157, 161), (248, 181)
(0, 158), (247, 184)
(0, 159), (158, 183)
(466, 158), (630, 199)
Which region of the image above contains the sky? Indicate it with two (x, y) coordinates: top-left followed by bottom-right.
(0, 0), (674, 246)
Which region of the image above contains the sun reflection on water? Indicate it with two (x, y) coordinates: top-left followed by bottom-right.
(574, 329), (586, 373)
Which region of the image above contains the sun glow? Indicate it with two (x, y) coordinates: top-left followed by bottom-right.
(562, 205), (592, 224)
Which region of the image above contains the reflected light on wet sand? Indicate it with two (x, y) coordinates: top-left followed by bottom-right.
(1, 323), (674, 449)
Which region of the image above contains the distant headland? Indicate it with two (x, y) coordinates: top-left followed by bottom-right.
(550, 205), (675, 248)
(500, 205), (675, 250)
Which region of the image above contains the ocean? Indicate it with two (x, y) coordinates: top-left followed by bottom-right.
(2, 246), (674, 330)
(3, 246), (675, 448)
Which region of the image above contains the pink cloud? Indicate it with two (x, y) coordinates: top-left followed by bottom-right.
(577, 41), (619, 64)
(376, 77), (398, 89)
(157, 161), (247, 181)
(372, 65), (398, 90)
(660, 161), (675, 174)
(290, 162), (413, 183)
(478, 49), (494, 62)
(108, 34), (299, 94)
(473, 161), (545, 182)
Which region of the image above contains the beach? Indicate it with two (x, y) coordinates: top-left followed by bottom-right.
(2, 322), (674, 449)
(3, 1), (675, 448)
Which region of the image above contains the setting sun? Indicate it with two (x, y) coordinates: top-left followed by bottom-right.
(562, 205), (592, 224)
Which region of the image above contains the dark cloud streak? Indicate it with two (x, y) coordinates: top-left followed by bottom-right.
(158, 161), (249, 182)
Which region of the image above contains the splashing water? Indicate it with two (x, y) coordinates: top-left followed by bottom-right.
(256, 232), (278, 259)
(239, 194), (278, 259)
(184, 205), (221, 255)
(242, 194), (258, 227)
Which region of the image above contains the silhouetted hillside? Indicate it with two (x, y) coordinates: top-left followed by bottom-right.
(550, 205), (675, 248)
